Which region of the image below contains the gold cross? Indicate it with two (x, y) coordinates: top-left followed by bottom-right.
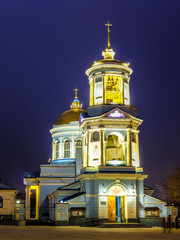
(105, 22), (112, 48)
(74, 88), (79, 99)
(105, 22), (112, 32)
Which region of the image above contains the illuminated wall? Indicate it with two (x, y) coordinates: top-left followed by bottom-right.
(26, 186), (39, 220)
(50, 124), (83, 162)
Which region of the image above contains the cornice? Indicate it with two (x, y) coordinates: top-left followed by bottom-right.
(86, 63), (132, 76)
(76, 173), (148, 180)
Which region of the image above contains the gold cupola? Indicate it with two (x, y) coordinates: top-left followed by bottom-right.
(55, 89), (83, 126)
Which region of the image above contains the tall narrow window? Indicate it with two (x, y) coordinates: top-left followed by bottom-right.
(124, 83), (129, 105)
(55, 140), (60, 159)
(64, 139), (70, 158)
(0, 196), (3, 208)
(76, 139), (82, 146)
(94, 82), (103, 104)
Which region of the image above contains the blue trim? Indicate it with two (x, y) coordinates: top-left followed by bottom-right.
(106, 164), (126, 166)
(52, 158), (75, 164)
(116, 196), (121, 222)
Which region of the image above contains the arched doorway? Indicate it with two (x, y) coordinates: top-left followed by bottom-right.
(106, 133), (125, 164)
(108, 185), (126, 222)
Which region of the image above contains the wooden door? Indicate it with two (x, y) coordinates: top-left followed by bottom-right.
(108, 196), (116, 222)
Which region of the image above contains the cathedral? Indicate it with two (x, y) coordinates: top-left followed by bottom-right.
(23, 23), (171, 227)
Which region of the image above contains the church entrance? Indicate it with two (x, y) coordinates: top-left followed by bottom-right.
(108, 185), (126, 222)
(108, 196), (125, 222)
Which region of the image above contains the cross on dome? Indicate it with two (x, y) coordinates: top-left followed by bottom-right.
(105, 22), (112, 49)
(74, 88), (79, 99)
(71, 88), (82, 109)
(102, 22), (115, 60)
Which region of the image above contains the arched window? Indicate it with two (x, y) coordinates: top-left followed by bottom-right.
(106, 134), (124, 161)
(55, 140), (60, 159)
(0, 196), (3, 208)
(64, 139), (70, 158)
(76, 139), (82, 146)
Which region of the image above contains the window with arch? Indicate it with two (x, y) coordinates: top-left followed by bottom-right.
(76, 139), (82, 146)
(106, 134), (124, 161)
(55, 140), (60, 159)
(0, 196), (3, 208)
(64, 139), (70, 158)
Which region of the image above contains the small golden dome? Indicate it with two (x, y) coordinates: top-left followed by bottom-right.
(54, 88), (83, 126)
(54, 108), (84, 126)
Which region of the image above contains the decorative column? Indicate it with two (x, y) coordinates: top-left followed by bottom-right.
(102, 75), (105, 103)
(121, 76), (124, 103)
(60, 136), (62, 158)
(82, 135), (86, 167)
(100, 130), (105, 165)
(127, 129), (132, 166)
(72, 134), (75, 158)
(90, 79), (94, 106)
(52, 141), (55, 160)
(135, 131), (140, 167)
(87, 132), (91, 166)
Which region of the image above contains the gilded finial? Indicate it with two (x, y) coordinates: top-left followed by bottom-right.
(71, 88), (82, 109)
(74, 88), (79, 99)
(105, 21), (112, 49)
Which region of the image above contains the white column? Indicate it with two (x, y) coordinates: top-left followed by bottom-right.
(87, 132), (91, 166)
(72, 134), (75, 158)
(83, 136), (86, 167)
(100, 130), (105, 165)
(135, 131), (140, 167)
(127, 129), (132, 166)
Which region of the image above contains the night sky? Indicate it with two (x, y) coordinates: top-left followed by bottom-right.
(0, 0), (180, 192)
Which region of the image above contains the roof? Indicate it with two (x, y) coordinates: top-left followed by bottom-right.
(24, 171), (39, 178)
(144, 207), (159, 211)
(58, 181), (80, 190)
(81, 104), (139, 119)
(0, 183), (16, 190)
(55, 108), (84, 126)
(60, 192), (85, 202)
(90, 58), (126, 67)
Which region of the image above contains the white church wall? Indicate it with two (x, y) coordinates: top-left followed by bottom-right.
(127, 195), (137, 219)
(98, 195), (108, 218)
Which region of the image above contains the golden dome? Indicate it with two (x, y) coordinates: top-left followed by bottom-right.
(55, 108), (84, 126)
(55, 89), (83, 126)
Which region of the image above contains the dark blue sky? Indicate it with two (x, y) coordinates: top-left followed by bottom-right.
(0, 0), (180, 191)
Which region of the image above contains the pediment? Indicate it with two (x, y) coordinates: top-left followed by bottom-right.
(103, 108), (130, 119)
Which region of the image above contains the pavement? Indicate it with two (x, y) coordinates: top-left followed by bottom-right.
(0, 225), (179, 240)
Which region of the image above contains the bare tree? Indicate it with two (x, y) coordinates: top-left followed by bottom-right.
(166, 165), (180, 204)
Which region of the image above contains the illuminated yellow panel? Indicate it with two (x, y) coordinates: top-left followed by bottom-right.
(29, 186), (39, 220)
(90, 80), (94, 106)
(105, 75), (121, 104)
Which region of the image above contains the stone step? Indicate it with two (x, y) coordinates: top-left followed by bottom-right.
(98, 223), (150, 228)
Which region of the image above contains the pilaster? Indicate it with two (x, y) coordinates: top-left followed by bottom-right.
(100, 130), (105, 165)
(127, 129), (132, 166)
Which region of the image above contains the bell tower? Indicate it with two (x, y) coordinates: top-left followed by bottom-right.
(86, 22), (132, 106)
(80, 23), (143, 172)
